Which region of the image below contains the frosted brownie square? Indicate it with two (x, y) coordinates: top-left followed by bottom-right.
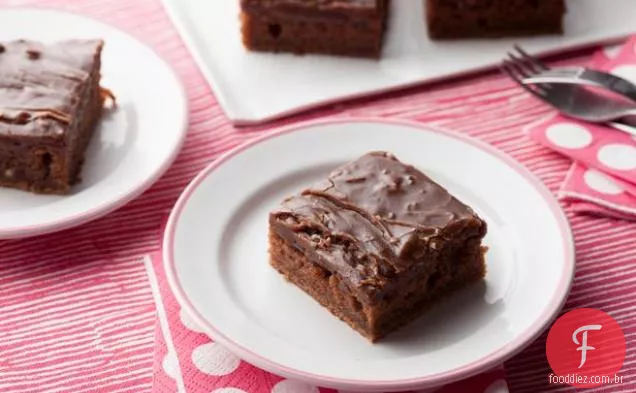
(240, 0), (389, 58)
(426, 0), (565, 39)
(0, 39), (111, 194)
(268, 151), (487, 342)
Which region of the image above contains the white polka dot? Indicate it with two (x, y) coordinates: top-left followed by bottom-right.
(180, 308), (205, 333)
(272, 380), (319, 393)
(584, 169), (624, 195)
(611, 65), (636, 84)
(484, 379), (509, 393)
(545, 123), (593, 149)
(211, 389), (248, 393)
(191, 343), (240, 376)
(162, 352), (179, 379)
(604, 45), (621, 59)
(597, 144), (636, 170)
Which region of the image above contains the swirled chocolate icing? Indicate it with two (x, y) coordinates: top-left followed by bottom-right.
(270, 152), (486, 293)
(0, 39), (104, 140)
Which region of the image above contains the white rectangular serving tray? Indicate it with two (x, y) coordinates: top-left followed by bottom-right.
(160, 0), (636, 125)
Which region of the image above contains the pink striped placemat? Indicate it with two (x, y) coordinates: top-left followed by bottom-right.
(0, 1), (634, 392)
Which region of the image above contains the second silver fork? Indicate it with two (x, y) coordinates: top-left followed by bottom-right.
(501, 46), (636, 137)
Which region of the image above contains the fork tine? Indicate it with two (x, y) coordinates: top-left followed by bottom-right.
(506, 51), (545, 82)
(513, 44), (549, 71)
(504, 57), (538, 86)
(508, 46), (555, 92)
(500, 60), (548, 98)
(500, 60), (525, 84)
(504, 54), (553, 94)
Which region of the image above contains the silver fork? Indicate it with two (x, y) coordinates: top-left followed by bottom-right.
(522, 67), (636, 102)
(501, 45), (636, 137)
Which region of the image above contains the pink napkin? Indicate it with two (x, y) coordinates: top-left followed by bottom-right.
(526, 37), (636, 220)
(145, 252), (509, 393)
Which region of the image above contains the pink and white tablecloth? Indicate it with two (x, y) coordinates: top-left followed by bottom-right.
(526, 37), (636, 221)
(0, 1), (634, 392)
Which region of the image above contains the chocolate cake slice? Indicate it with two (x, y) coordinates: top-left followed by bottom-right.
(0, 39), (111, 194)
(269, 152), (488, 342)
(240, 0), (389, 58)
(426, 0), (566, 39)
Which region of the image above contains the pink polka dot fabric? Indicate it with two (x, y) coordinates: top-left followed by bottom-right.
(526, 37), (636, 220)
(146, 253), (509, 393)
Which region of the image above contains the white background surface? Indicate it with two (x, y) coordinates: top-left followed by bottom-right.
(165, 120), (574, 392)
(161, 0), (636, 124)
(0, 9), (188, 239)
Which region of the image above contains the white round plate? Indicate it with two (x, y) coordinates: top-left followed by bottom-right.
(0, 9), (187, 239)
(164, 119), (575, 392)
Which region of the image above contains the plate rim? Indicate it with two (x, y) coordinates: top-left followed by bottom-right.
(162, 117), (575, 390)
(0, 8), (189, 240)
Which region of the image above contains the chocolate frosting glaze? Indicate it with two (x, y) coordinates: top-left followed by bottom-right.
(270, 152), (486, 295)
(0, 39), (105, 140)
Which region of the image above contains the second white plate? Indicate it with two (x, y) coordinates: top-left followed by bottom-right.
(163, 119), (575, 392)
(161, 0), (634, 124)
(0, 9), (188, 239)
